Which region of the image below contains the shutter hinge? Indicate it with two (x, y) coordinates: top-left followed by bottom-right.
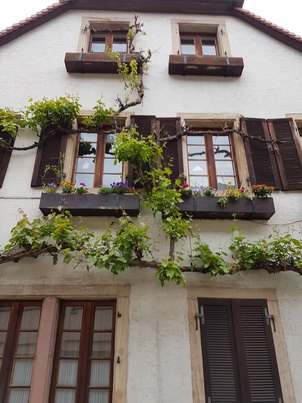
(195, 307), (204, 330)
(264, 308), (276, 332)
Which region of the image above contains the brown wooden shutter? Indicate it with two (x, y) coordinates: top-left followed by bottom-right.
(241, 118), (281, 189)
(0, 132), (15, 187)
(199, 299), (243, 402)
(127, 115), (155, 187)
(31, 128), (67, 187)
(268, 118), (302, 190)
(157, 117), (183, 183)
(199, 298), (283, 403)
(232, 299), (283, 403)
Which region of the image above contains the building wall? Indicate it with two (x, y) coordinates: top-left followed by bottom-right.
(0, 8), (302, 403)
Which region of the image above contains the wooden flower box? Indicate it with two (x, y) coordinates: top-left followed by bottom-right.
(178, 197), (275, 219)
(168, 54), (244, 77)
(64, 52), (141, 74)
(39, 193), (140, 217)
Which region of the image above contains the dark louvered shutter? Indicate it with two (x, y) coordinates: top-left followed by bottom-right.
(158, 117), (183, 183)
(233, 299), (283, 403)
(127, 115), (155, 187)
(31, 127), (67, 187)
(241, 118), (281, 189)
(0, 132), (15, 187)
(199, 299), (242, 402)
(199, 298), (283, 403)
(268, 119), (302, 190)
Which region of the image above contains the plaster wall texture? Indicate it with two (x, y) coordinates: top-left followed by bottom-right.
(0, 10), (301, 117)
(1, 8), (302, 403)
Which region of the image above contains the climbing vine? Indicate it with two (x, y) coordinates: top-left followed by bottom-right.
(0, 17), (300, 286)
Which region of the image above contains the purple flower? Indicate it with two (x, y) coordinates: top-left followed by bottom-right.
(47, 183), (57, 188)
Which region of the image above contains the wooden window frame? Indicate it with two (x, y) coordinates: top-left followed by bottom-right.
(72, 129), (123, 188)
(188, 288), (296, 403)
(89, 31), (128, 54)
(0, 301), (42, 402)
(180, 32), (219, 56)
(49, 300), (116, 403)
(186, 129), (239, 190)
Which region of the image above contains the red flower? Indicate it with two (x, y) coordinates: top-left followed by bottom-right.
(182, 184), (189, 188)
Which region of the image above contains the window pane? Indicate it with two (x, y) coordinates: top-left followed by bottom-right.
(214, 145), (232, 160)
(94, 307), (113, 330)
(106, 133), (117, 143)
(57, 360), (78, 386)
(188, 145), (206, 160)
(76, 157), (95, 173)
(80, 133), (97, 142)
(16, 332), (37, 356)
(180, 34), (195, 55)
(105, 143), (114, 157)
(102, 174), (122, 187)
(92, 333), (112, 358)
(8, 388), (29, 403)
(215, 160), (235, 176)
(189, 160), (208, 174)
(78, 142), (96, 157)
(91, 43), (106, 52)
(212, 135), (230, 145)
(75, 174), (94, 188)
(60, 333), (81, 357)
(112, 43), (127, 52)
(189, 176), (209, 188)
(55, 389), (76, 403)
(201, 38), (217, 55)
(89, 390), (109, 403)
(0, 332), (6, 355)
(187, 135), (204, 145)
(0, 307), (11, 329)
(217, 177), (236, 190)
(90, 360), (110, 387)
(103, 159), (122, 174)
(63, 307), (83, 330)
(20, 307), (41, 330)
(11, 359), (33, 385)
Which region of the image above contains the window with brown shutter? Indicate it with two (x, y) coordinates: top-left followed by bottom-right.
(241, 117), (302, 190)
(198, 298), (283, 403)
(0, 301), (42, 402)
(49, 300), (116, 403)
(0, 132), (15, 187)
(157, 117), (184, 184)
(31, 129), (67, 187)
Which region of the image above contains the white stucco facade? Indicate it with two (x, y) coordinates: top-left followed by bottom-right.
(1, 6), (302, 403)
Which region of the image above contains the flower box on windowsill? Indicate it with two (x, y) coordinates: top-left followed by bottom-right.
(39, 193), (140, 217)
(64, 52), (141, 74)
(178, 197), (275, 219)
(168, 54), (244, 77)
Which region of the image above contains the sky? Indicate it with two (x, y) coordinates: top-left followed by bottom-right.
(0, 0), (301, 36)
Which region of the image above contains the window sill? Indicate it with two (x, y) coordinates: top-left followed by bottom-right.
(178, 197), (275, 219)
(39, 193), (140, 216)
(64, 52), (141, 74)
(168, 55), (244, 77)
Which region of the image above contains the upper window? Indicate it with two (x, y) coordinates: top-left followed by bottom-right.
(0, 301), (42, 402)
(50, 301), (116, 403)
(180, 33), (218, 56)
(89, 31), (128, 53)
(74, 131), (122, 188)
(186, 131), (237, 190)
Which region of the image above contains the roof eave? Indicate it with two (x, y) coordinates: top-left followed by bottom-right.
(0, 2), (72, 47)
(233, 8), (302, 53)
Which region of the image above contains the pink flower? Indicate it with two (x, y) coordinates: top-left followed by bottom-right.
(79, 183), (86, 186)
